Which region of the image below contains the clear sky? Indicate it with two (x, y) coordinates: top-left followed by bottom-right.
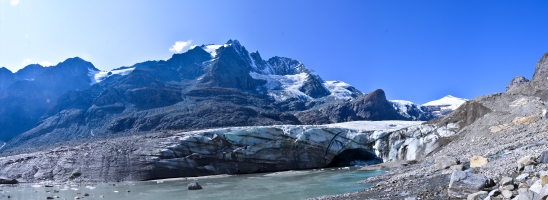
(1, 0), (548, 104)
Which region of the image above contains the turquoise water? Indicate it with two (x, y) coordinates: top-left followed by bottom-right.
(0, 167), (385, 200)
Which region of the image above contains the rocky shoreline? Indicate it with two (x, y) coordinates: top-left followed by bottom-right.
(313, 54), (548, 200)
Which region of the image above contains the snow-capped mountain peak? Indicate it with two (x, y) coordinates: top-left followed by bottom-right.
(422, 95), (467, 110)
(389, 95), (468, 121)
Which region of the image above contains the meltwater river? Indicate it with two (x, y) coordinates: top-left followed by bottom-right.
(0, 167), (385, 200)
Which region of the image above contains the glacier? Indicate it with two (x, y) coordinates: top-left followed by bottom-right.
(0, 120), (459, 182)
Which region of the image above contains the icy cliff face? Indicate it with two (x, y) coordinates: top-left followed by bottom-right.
(0, 120), (460, 182)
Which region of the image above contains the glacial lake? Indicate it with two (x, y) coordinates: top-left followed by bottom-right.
(0, 167), (385, 200)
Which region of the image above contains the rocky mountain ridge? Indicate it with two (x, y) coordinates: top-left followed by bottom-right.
(0, 40), (463, 153)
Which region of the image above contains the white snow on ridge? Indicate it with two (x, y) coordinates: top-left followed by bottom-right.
(250, 72), (310, 101)
(422, 95), (467, 110)
(201, 44), (230, 57)
(251, 72), (358, 101)
(324, 80), (356, 100)
(88, 67), (135, 85)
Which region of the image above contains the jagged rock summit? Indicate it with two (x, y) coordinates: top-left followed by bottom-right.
(506, 76), (530, 92)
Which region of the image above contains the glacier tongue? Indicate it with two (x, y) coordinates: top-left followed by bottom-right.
(0, 120), (463, 182)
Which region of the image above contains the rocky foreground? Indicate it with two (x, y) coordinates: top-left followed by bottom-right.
(313, 53), (548, 200)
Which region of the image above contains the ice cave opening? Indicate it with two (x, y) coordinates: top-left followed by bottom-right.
(326, 148), (381, 167)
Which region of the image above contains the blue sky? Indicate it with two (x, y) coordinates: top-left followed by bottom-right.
(1, 0), (547, 104)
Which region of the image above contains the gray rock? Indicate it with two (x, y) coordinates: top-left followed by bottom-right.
(503, 184), (516, 191)
(187, 182), (202, 190)
(435, 156), (459, 170)
(530, 180), (543, 194)
(467, 191), (488, 200)
(516, 174), (529, 182)
(502, 190), (513, 199)
(501, 177), (514, 186)
(488, 189), (501, 197)
(448, 171), (488, 198)
(517, 156), (537, 166)
(540, 152), (548, 164)
(539, 185), (548, 198)
(533, 53), (548, 79)
(517, 188), (540, 200)
(524, 165), (535, 173)
(506, 76), (530, 92)
(451, 164), (465, 171)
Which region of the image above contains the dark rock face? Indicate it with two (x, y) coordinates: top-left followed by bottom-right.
(0, 58), (97, 142)
(0, 67), (15, 92)
(299, 75), (331, 98)
(533, 53), (548, 80)
(267, 56), (308, 75)
(198, 45), (265, 90)
(506, 76), (530, 92)
(430, 100), (492, 128)
(296, 89), (407, 124)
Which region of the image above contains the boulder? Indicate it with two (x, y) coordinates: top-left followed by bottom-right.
(517, 156), (537, 166)
(539, 151), (548, 164)
(451, 165), (465, 171)
(501, 190), (513, 199)
(0, 178), (18, 184)
(467, 191), (488, 200)
(517, 188), (540, 200)
(530, 180), (543, 193)
(187, 182), (203, 190)
(516, 174), (529, 182)
(518, 183), (530, 189)
(540, 171), (548, 187)
(470, 156), (488, 168)
(500, 177), (513, 186)
(502, 184), (515, 191)
(539, 185), (548, 198)
(435, 156), (459, 170)
(448, 171), (488, 198)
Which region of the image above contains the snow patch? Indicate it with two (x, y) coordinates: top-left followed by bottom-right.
(250, 72), (310, 101)
(89, 67), (135, 85)
(422, 95), (467, 110)
(202, 44), (229, 57)
(324, 80), (356, 100)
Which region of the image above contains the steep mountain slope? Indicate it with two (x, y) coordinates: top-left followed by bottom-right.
(2, 40), (361, 152)
(0, 58), (97, 142)
(0, 67), (15, 92)
(296, 89), (407, 124)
